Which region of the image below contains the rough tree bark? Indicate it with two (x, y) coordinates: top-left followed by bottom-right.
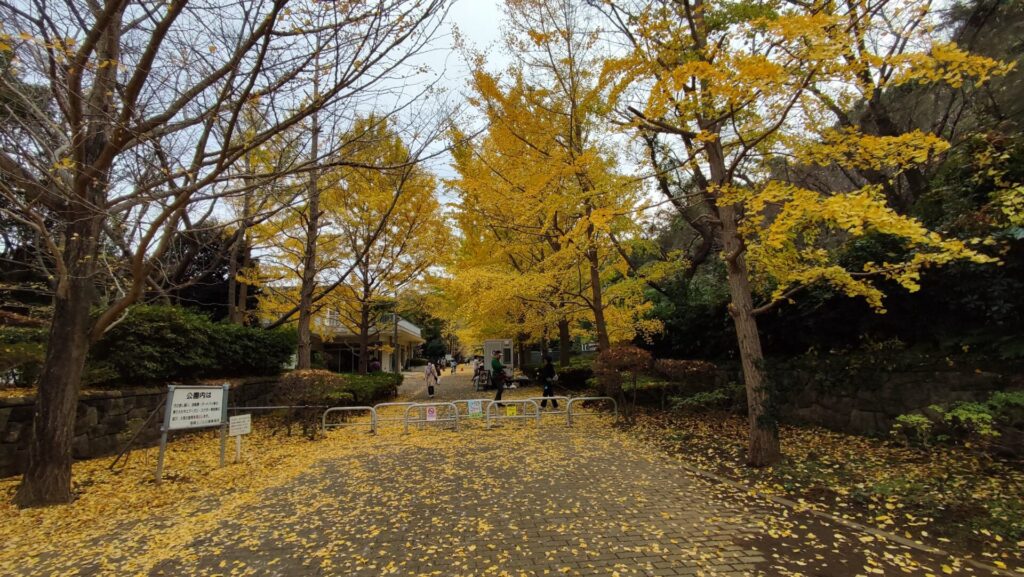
(586, 248), (610, 351)
(708, 136), (780, 466)
(14, 213), (102, 506)
(558, 318), (571, 367)
(296, 108), (321, 370)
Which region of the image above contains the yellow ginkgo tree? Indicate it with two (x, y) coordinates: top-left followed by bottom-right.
(445, 0), (661, 356)
(598, 0), (1010, 465)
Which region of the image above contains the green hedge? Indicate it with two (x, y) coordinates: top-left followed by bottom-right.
(0, 326), (46, 387)
(88, 305), (296, 386)
(273, 370), (402, 406)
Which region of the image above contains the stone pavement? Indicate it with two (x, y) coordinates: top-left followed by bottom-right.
(147, 372), (998, 577)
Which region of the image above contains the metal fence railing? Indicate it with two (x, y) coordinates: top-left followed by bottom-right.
(322, 406), (377, 433)
(403, 402), (459, 433)
(485, 399), (540, 428)
(566, 396), (618, 426)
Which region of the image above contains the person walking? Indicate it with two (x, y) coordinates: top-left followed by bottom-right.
(423, 361), (438, 398)
(491, 350), (507, 403)
(539, 355), (558, 409)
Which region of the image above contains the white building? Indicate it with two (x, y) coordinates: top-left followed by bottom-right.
(317, 311), (424, 373)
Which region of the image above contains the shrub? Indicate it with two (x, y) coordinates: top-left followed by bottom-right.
(943, 402), (999, 441)
(88, 305), (297, 386)
(343, 372), (402, 404)
(556, 367), (594, 390)
(670, 383), (744, 412)
(90, 305), (217, 383)
(594, 344), (652, 396)
(407, 358), (428, 367)
(653, 359), (717, 381)
(987, 390), (1024, 421)
(273, 370), (351, 438)
(891, 413), (936, 447)
(0, 326), (46, 387)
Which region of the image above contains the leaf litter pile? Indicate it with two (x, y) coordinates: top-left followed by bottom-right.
(0, 391), (1015, 577)
(628, 411), (1024, 573)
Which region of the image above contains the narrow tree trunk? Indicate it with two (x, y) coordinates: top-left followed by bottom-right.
(586, 249), (610, 350)
(15, 217), (100, 506)
(237, 245), (251, 324)
(296, 110), (321, 370)
(228, 190), (252, 324)
(227, 235), (241, 323)
(718, 203), (780, 467)
(558, 319), (571, 367)
(358, 304), (370, 375)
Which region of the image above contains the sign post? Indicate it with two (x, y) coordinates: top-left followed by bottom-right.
(229, 414), (251, 463)
(155, 384), (229, 484)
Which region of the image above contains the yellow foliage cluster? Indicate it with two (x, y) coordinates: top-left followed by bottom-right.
(744, 184), (997, 310)
(599, 0), (1010, 312)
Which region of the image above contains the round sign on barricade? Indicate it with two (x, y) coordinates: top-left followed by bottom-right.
(566, 396), (618, 426)
(321, 406), (378, 433)
(485, 399), (540, 428)
(403, 402), (459, 433)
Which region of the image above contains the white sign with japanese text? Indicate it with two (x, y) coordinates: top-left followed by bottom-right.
(167, 386), (225, 430)
(426, 406), (438, 421)
(229, 414), (251, 436)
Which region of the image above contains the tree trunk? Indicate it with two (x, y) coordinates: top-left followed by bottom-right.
(237, 245), (251, 324)
(227, 234), (241, 323)
(296, 110), (320, 370)
(15, 217), (101, 506)
(228, 190), (252, 324)
(586, 249), (610, 350)
(558, 319), (571, 367)
(358, 304), (370, 375)
(717, 203), (780, 467)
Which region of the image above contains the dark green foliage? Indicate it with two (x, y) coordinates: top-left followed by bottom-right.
(892, 391), (1024, 457)
(341, 372), (403, 404)
(0, 326), (45, 387)
(671, 388), (737, 411)
(555, 366), (593, 390)
(88, 305), (296, 386)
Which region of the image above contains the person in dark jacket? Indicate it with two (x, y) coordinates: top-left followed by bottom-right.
(539, 355), (558, 409)
(491, 350), (507, 402)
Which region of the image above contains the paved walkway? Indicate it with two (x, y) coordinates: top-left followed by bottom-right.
(146, 372), (997, 577)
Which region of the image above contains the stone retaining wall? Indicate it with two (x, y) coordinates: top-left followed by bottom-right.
(775, 369), (1013, 435)
(0, 378), (280, 479)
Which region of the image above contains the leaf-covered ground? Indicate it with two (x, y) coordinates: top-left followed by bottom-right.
(0, 377), (1015, 577)
(627, 411), (1024, 573)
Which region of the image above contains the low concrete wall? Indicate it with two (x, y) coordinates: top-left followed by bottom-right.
(0, 378), (280, 478)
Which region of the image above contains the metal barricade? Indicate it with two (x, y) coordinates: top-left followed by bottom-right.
(566, 396), (618, 426)
(452, 399), (492, 420)
(374, 402), (420, 427)
(526, 396), (570, 417)
(485, 399), (540, 428)
(322, 406), (377, 432)
(403, 402), (459, 433)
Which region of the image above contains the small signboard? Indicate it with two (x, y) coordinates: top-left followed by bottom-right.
(467, 400), (483, 418)
(426, 406), (438, 421)
(156, 384), (229, 484)
(229, 414), (251, 436)
(506, 405), (518, 417)
(167, 386), (225, 430)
